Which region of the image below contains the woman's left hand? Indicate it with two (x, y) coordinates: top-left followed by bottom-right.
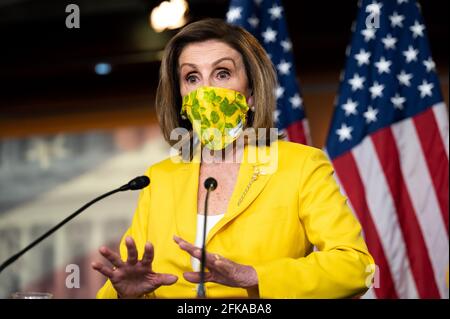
(173, 235), (258, 289)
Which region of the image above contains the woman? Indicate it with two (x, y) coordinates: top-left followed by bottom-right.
(93, 18), (374, 299)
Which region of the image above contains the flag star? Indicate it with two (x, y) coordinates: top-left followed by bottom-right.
(410, 20), (425, 38)
(348, 73), (365, 91)
(382, 34), (397, 50)
(361, 28), (376, 42)
(275, 85), (285, 100)
(423, 57), (436, 72)
(418, 80), (434, 98)
(403, 45), (418, 63)
(397, 70), (413, 86)
(397, 0), (409, 4)
(277, 60), (292, 75)
(354, 49), (371, 66)
(273, 109), (281, 123)
(281, 39), (292, 52)
(262, 27), (277, 43)
(391, 93), (406, 109)
(375, 57), (392, 74)
(363, 106), (379, 123)
(336, 123), (353, 142)
(389, 11), (405, 28)
(369, 81), (384, 99)
(366, 1), (382, 15)
(268, 4), (283, 20)
(226, 7), (242, 23)
(342, 98), (358, 116)
(247, 15), (259, 28)
(289, 94), (302, 109)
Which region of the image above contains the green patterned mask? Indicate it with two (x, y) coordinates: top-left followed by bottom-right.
(181, 86), (249, 150)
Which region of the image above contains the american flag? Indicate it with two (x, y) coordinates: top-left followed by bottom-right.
(325, 0), (449, 298)
(226, 0), (311, 145)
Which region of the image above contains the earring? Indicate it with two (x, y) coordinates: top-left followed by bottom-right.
(250, 106), (255, 112)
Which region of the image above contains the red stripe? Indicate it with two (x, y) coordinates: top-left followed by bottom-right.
(333, 152), (398, 298)
(413, 107), (449, 234)
(371, 127), (440, 298)
(286, 120), (307, 145)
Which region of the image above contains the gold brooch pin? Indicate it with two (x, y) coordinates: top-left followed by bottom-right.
(237, 165), (261, 206)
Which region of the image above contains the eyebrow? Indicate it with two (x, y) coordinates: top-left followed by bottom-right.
(179, 57), (237, 72)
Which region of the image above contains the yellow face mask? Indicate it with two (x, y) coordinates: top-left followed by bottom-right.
(181, 86), (249, 150)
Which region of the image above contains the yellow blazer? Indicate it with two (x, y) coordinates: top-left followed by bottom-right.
(97, 141), (374, 298)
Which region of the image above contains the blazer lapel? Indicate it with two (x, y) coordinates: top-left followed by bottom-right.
(172, 156), (200, 245)
(206, 143), (276, 245)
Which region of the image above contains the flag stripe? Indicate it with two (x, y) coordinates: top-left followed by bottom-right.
(326, 0), (449, 298)
(351, 137), (418, 298)
(286, 120), (309, 145)
(371, 128), (440, 298)
(413, 105), (449, 232)
(392, 115), (449, 298)
(432, 103), (449, 158)
(332, 151), (398, 299)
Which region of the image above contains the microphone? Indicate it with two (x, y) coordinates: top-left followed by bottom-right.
(119, 175), (150, 191)
(197, 177), (218, 298)
(0, 175), (150, 274)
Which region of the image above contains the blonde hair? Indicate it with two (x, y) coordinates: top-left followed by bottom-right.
(155, 18), (278, 147)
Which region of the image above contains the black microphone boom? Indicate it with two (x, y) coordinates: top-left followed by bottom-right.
(0, 175), (150, 274)
(197, 177), (218, 298)
(120, 175), (150, 191)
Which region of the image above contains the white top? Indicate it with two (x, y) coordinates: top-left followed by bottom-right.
(191, 213), (225, 272)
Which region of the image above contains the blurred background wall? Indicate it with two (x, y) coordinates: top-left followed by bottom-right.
(0, 0), (448, 298)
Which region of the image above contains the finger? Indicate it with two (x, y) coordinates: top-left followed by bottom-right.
(175, 237), (225, 272)
(174, 235), (201, 258)
(205, 252), (224, 268)
(154, 273), (178, 286)
(210, 257), (234, 276)
(141, 242), (154, 266)
(99, 246), (124, 268)
(91, 261), (114, 278)
(202, 254), (236, 278)
(125, 236), (138, 265)
(183, 271), (213, 284)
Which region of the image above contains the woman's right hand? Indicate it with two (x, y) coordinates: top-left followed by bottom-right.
(92, 236), (178, 298)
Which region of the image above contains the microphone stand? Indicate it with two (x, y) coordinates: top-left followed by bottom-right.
(197, 177), (217, 298)
(0, 176), (150, 274)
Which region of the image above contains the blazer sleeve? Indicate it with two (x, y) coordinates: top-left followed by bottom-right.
(253, 148), (375, 298)
(96, 167), (155, 299)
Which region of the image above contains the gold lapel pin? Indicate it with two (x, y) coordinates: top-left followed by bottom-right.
(237, 165), (261, 206)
